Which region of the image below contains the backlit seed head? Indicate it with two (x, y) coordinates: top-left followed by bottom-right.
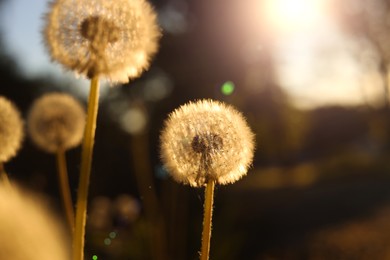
(191, 133), (223, 154)
(80, 16), (120, 45)
(0, 182), (69, 260)
(0, 97), (24, 163)
(27, 93), (86, 153)
(160, 99), (255, 187)
(43, 0), (161, 83)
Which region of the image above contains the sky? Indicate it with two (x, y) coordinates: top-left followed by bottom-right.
(0, 0), (384, 109)
(0, 0), (92, 98)
(1, 0), (54, 76)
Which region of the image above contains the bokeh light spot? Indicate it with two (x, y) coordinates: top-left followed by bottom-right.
(114, 195), (140, 224)
(143, 71), (173, 101)
(120, 107), (147, 135)
(104, 238), (111, 246)
(221, 81), (235, 95)
(155, 165), (169, 179)
(92, 255), (98, 260)
(109, 231), (117, 239)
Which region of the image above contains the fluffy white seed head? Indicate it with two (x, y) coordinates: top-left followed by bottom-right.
(160, 99), (255, 187)
(43, 0), (161, 83)
(0, 183), (69, 260)
(27, 93), (86, 153)
(0, 96), (24, 163)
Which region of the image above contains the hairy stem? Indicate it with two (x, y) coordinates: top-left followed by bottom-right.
(56, 148), (75, 232)
(200, 179), (215, 260)
(73, 76), (100, 260)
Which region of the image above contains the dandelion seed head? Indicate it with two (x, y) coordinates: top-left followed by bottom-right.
(80, 16), (120, 45)
(44, 0), (161, 83)
(0, 97), (24, 163)
(28, 93), (86, 153)
(191, 133), (223, 154)
(160, 100), (255, 187)
(0, 183), (69, 260)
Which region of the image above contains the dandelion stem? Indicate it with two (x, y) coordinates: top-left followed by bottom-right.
(56, 147), (74, 232)
(0, 163), (12, 190)
(73, 76), (100, 260)
(200, 179), (215, 260)
(130, 134), (168, 260)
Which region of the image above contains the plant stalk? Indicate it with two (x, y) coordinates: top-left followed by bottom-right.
(72, 76), (100, 260)
(56, 148), (75, 232)
(130, 134), (168, 260)
(0, 163), (12, 190)
(200, 179), (215, 260)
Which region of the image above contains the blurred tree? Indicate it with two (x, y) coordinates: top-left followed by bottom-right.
(334, 0), (390, 109)
(0, 0), (18, 77)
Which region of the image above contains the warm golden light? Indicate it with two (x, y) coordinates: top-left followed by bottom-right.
(262, 0), (327, 32)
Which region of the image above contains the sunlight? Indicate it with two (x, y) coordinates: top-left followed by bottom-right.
(249, 0), (383, 108)
(262, 0), (327, 33)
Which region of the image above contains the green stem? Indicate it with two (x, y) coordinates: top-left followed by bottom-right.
(200, 179), (215, 260)
(73, 76), (100, 260)
(56, 148), (75, 232)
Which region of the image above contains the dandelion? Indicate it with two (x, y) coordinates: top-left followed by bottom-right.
(28, 93), (86, 231)
(160, 99), (255, 260)
(0, 96), (24, 187)
(0, 182), (69, 260)
(0, 96), (24, 164)
(28, 93), (85, 153)
(43, 0), (160, 83)
(43, 1), (160, 259)
(160, 99), (255, 187)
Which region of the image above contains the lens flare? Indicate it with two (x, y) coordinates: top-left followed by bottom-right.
(221, 81), (235, 95)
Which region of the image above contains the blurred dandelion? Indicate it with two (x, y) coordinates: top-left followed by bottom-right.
(43, 0), (161, 258)
(160, 99), (255, 260)
(0, 96), (24, 187)
(43, 0), (160, 83)
(114, 194), (140, 225)
(28, 93), (85, 153)
(0, 96), (24, 163)
(88, 196), (112, 231)
(28, 92), (86, 231)
(0, 182), (69, 260)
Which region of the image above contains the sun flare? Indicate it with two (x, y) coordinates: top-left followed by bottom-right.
(262, 0), (327, 32)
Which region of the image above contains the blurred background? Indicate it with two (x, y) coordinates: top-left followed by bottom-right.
(1, 0), (390, 259)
